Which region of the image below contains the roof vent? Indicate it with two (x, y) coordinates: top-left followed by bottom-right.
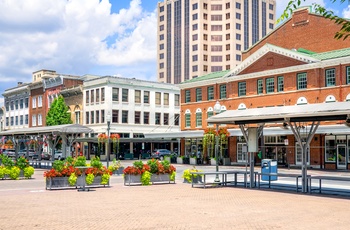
(296, 97), (308, 105)
(238, 103), (247, 110)
(325, 95), (336, 103)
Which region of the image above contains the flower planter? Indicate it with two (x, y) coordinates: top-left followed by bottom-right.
(164, 156), (171, 162)
(46, 177), (70, 189)
(183, 176), (203, 184)
(151, 174), (171, 183)
(211, 159), (217, 166)
(176, 157), (183, 164)
(190, 158), (197, 165)
(124, 174), (142, 186)
(112, 167), (124, 175)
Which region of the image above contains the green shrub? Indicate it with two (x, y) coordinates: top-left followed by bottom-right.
(52, 160), (65, 172)
(1, 155), (14, 168)
(90, 156), (103, 169)
(8, 167), (20, 180)
(23, 166), (35, 179)
(86, 173), (95, 185)
(0, 166), (6, 178)
(68, 172), (77, 186)
(182, 167), (202, 183)
(170, 171), (176, 181)
(101, 173), (110, 185)
(147, 159), (158, 174)
(16, 156), (29, 170)
(74, 156), (87, 167)
(133, 160), (144, 170)
(141, 171), (151, 185)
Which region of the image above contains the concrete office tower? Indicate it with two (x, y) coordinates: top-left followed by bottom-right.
(157, 0), (276, 84)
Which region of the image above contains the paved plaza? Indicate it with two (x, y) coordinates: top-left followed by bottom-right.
(1, 164), (350, 230)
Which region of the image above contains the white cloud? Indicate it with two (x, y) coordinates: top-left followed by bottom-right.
(343, 5), (350, 18)
(0, 0), (157, 90)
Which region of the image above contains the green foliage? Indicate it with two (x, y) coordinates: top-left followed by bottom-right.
(141, 171), (152, 185)
(133, 160), (144, 170)
(68, 172), (77, 186)
(278, 0), (350, 40)
(23, 166), (35, 179)
(182, 167), (202, 183)
(170, 171), (176, 181)
(101, 173), (110, 185)
(90, 156), (103, 169)
(74, 156), (87, 167)
(161, 160), (170, 171)
(86, 173), (95, 185)
(0, 166), (6, 178)
(16, 156), (29, 170)
(147, 159), (158, 174)
(9, 167), (20, 180)
(52, 160), (65, 172)
(65, 156), (74, 167)
(108, 159), (123, 172)
(46, 95), (72, 126)
(1, 154), (14, 168)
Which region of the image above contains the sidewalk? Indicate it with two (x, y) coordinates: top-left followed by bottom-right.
(1, 166), (350, 229)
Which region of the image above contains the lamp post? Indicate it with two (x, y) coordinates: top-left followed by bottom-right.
(213, 100), (221, 182)
(106, 112), (111, 168)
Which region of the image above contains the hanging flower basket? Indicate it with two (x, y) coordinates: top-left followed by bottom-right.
(203, 128), (217, 159)
(110, 133), (120, 154)
(218, 127), (229, 144)
(97, 133), (108, 149)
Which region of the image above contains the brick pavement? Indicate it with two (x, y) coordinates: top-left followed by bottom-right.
(1, 167), (350, 230)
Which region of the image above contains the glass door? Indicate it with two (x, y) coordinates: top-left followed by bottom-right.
(337, 144), (346, 169)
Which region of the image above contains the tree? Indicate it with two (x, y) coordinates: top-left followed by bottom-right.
(46, 95), (72, 126)
(278, 0), (350, 40)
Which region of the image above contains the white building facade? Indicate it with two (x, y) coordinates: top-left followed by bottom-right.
(83, 76), (181, 158)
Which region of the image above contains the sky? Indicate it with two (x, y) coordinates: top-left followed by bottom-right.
(0, 0), (349, 106)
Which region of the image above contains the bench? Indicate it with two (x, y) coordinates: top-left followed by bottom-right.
(308, 175), (350, 194)
(258, 173), (307, 192)
(221, 170), (258, 188)
(190, 171), (227, 189)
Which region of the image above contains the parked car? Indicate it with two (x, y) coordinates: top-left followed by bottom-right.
(151, 149), (172, 160)
(18, 149), (36, 158)
(54, 150), (64, 160)
(41, 152), (51, 160)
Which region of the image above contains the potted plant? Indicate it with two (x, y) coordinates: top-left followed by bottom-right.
(177, 155), (184, 164)
(108, 158), (124, 175)
(182, 167), (203, 183)
(190, 156), (197, 165)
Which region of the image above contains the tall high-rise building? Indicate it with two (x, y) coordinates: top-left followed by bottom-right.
(157, 0), (276, 84)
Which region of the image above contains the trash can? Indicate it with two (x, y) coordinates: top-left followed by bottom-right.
(261, 159), (277, 181)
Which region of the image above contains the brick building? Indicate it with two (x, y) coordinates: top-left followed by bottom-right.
(179, 7), (350, 170)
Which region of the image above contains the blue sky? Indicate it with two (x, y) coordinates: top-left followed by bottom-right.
(0, 0), (349, 106)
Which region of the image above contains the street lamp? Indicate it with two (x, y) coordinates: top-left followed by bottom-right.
(106, 112), (111, 168)
(213, 100), (221, 182)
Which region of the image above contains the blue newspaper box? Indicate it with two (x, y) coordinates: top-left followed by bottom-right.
(261, 159), (277, 181)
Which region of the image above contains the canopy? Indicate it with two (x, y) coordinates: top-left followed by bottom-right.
(0, 124), (93, 136)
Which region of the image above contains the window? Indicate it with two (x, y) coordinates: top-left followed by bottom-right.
(159, 53), (164, 59)
(164, 113), (169, 125)
(269, 13), (274, 20)
(192, 24), (198, 30)
(226, 13), (230, 19)
(203, 34), (208, 40)
(211, 25), (222, 31)
(211, 15), (222, 21)
(257, 79), (263, 94)
(90, 111), (94, 124)
(155, 113), (161, 125)
(111, 110), (118, 123)
(226, 2), (230, 9)
(236, 23), (241, 30)
(192, 44), (198, 51)
(297, 73), (307, 90)
(10, 101), (13, 110)
(269, 4), (274, 10)
(101, 88), (105, 102)
(236, 54), (241, 61)
(204, 65), (208, 71)
(96, 89), (100, 103)
(122, 89), (128, 102)
(156, 92), (161, 105)
(159, 25), (164, 31)
(185, 90), (191, 103)
(144, 112), (149, 124)
(15, 100), (18, 110)
(196, 111), (202, 127)
(75, 111), (80, 124)
(203, 3), (207, 9)
(203, 44), (208, 51)
(211, 35), (222, 41)
(325, 68), (336, 87)
(220, 85), (226, 99)
(143, 91), (149, 104)
(37, 96), (42, 107)
(174, 114), (179, 126)
(96, 110), (100, 123)
(159, 44), (164, 50)
(32, 115), (36, 126)
(226, 54), (230, 61)
(236, 2), (241, 9)
(135, 111), (141, 124)
(226, 44), (230, 50)
(164, 93), (169, 105)
(226, 65), (230, 70)
(175, 94), (180, 106)
(25, 98), (28, 108)
(122, 110), (128, 123)
(211, 45), (222, 51)
(32, 97), (36, 108)
(192, 65), (198, 72)
(196, 88), (202, 102)
(185, 113), (191, 128)
(204, 23), (208, 30)
(192, 55), (198, 61)
(226, 23), (230, 30)
(236, 33), (241, 40)
(266, 78), (275, 93)
(203, 14), (208, 20)
(20, 115), (23, 125)
(192, 13), (198, 20)
(269, 23), (274, 29)
(38, 114), (42, 126)
(90, 90), (95, 104)
(101, 110), (105, 123)
(226, 34), (230, 40)
(211, 56), (222, 62)
(211, 4), (222, 10)
(19, 99), (23, 109)
(160, 34), (164, 40)
(207, 86), (214, 100)
(236, 44), (241, 51)
(238, 82), (246, 96)
(85, 90), (89, 104)
(211, 66), (223, 72)
(347, 66), (350, 84)
(192, 34), (198, 41)
(236, 13), (241, 19)
(159, 15), (164, 22)
(237, 143), (247, 162)
(112, 88), (119, 101)
(278, 76), (284, 92)
(160, 6), (164, 12)
(135, 90), (141, 103)
(15, 116), (18, 125)
(192, 3), (198, 10)
(25, 115), (28, 124)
